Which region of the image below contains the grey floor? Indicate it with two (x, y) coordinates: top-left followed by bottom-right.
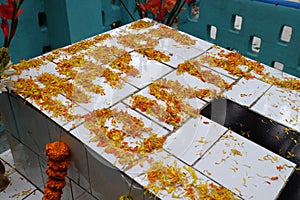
(0, 131), (10, 154)
(0, 149), (43, 199)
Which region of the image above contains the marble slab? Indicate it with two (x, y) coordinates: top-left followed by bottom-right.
(126, 52), (174, 88)
(164, 116), (227, 165)
(165, 68), (235, 102)
(26, 94), (87, 131)
(126, 150), (239, 200)
(123, 86), (207, 131)
(73, 78), (137, 112)
(251, 85), (300, 132)
(224, 77), (271, 107)
(198, 46), (250, 80)
(194, 130), (296, 200)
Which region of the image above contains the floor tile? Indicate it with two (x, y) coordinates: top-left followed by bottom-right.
(0, 149), (15, 168)
(0, 164), (36, 200)
(194, 130), (296, 200)
(23, 190), (44, 200)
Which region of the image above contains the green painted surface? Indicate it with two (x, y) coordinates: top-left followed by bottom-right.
(0, 0), (299, 77)
(179, 0), (300, 77)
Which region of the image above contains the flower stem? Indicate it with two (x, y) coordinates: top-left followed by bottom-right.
(135, 0), (144, 19)
(166, 0), (181, 26)
(119, 0), (136, 21)
(169, 0), (187, 26)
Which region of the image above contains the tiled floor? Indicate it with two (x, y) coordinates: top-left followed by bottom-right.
(0, 149), (42, 200)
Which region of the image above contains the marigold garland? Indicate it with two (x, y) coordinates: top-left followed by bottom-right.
(43, 141), (71, 200)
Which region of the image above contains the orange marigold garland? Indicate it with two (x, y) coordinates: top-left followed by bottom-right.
(43, 141), (71, 200)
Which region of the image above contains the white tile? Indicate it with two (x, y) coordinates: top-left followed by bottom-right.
(123, 86), (207, 131)
(27, 94), (87, 131)
(251, 63), (298, 80)
(127, 151), (238, 200)
(251, 86), (300, 132)
(0, 149), (15, 168)
(164, 116), (227, 165)
(88, 40), (132, 62)
(126, 52), (173, 88)
(199, 47), (250, 80)
(75, 80), (137, 112)
(250, 64), (300, 93)
(159, 49), (188, 68)
(165, 69), (235, 102)
(194, 131), (296, 200)
(71, 103), (169, 171)
(156, 38), (204, 60)
(225, 77), (271, 107)
(118, 18), (159, 34)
